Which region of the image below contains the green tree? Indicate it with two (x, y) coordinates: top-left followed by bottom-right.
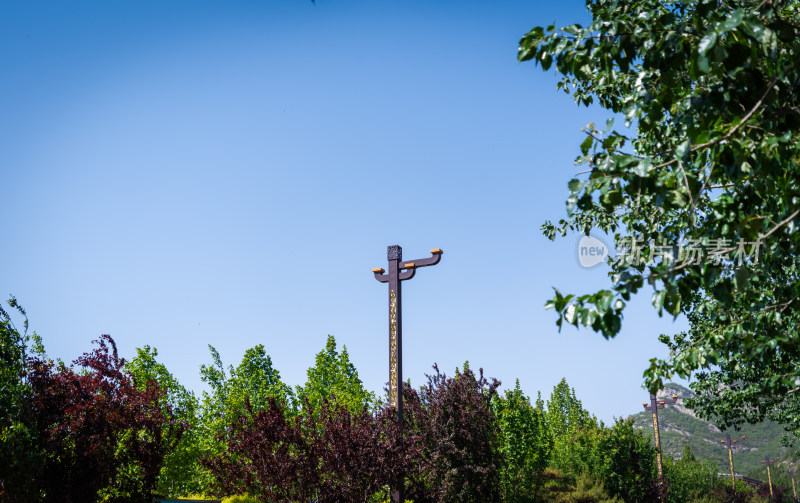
(295, 335), (375, 414)
(199, 343), (293, 488)
(126, 346), (204, 497)
(593, 418), (658, 503)
(520, 0), (800, 427)
(493, 380), (552, 501)
(546, 378), (596, 475)
(0, 297), (43, 502)
(663, 445), (718, 503)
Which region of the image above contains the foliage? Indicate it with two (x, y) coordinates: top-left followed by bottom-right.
(593, 418), (658, 503)
(521, 0), (800, 428)
(403, 363), (502, 502)
(200, 344), (294, 420)
(694, 482), (766, 503)
(663, 445), (718, 503)
(755, 481), (789, 502)
(545, 378), (597, 475)
(312, 399), (411, 502)
(537, 470), (622, 503)
(198, 343), (294, 484)
(0, 297), (43, 502)
(566, 473), (623, 503)
(27, 334), (184, 503)
(220, 495), (261, 503)
(493, 380), (552, 501)
(296, 334), (376, 414)
(204, 396), (411, 502)
(203, 396), (315, 502)
(126, 345), (204, 497)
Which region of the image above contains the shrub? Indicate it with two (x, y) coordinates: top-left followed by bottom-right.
(221, 495), (261, 503)
(204, 396), (411, 502)
(663, 445), (718, 503)
(403, 363), (501, 502)
(537, 469), (622, 503)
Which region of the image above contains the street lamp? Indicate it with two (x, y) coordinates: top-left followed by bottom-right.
(720, 433), (746, 489)
(761, 455), (779, 499)
(643, 392), (679, 501)
(373, 245), (443, 503)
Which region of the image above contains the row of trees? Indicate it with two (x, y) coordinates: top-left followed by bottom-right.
(0, 298), (377, 501)
(5, 298), (777, 502)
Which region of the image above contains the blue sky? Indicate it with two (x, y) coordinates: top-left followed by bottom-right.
(1, 0), (688, 423)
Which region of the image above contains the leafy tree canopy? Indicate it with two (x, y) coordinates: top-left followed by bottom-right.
(296, 334), (375, 414)
(126, 346), (203, 497)
(200, 343), (294, 418)
(520, 0), (800, 429)
(545, 378), (598, 474)
(0, 297), (43, 502)
(198, 343), (294, 475)
(493, 379), (552, 501)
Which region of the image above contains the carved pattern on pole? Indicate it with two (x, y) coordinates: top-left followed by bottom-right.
(389, 289), (398, 408)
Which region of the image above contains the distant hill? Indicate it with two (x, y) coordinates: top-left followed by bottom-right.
(627, 383), (798, 483)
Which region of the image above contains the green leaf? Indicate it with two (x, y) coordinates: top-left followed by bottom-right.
(600, 190), (624, 208)
(720, 9), (744, 32)
(568, 178), (585, 194)
(579, 308), (598, 327)
(664, 290), (681, 317)
(564, 305), (578, 326)
(675, 139), (690, 161)
(633, 158), (652, 176)
(666, 189), (689, 208)
(580, 135), (593, 155)
(595, 290), (614, 314)
(698, 32), (717, 56)
(651, 291), (666, 315)
(742, 18), (776, 49)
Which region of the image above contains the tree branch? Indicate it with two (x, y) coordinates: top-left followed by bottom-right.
(761, 207), (800, 240)
(655, 77), (780, 172)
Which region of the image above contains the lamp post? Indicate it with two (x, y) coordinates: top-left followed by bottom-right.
(720, 433), (746, 489)
(373, 245), (443, 503)
(761, 455), (779, 499)
(643, 392), (679, 501)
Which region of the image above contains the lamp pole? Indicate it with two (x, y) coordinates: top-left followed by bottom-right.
(761, 455), (779, 499)
(643, 392), (679, 501)
(373, 245), (443, 503)
(720, 433), (746, 489)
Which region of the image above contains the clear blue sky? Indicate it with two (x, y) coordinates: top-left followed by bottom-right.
(1, 0), (688, 423)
